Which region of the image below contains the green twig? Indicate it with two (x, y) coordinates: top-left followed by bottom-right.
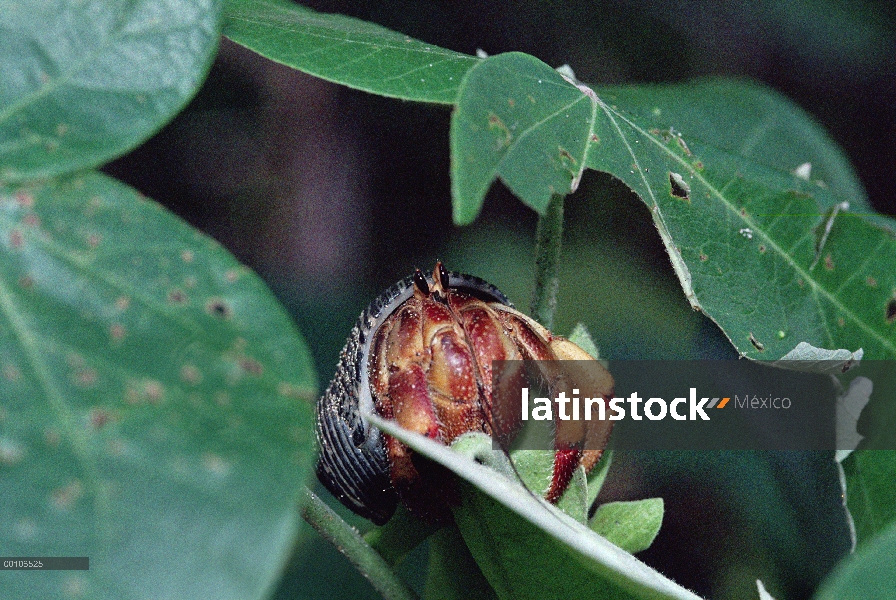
(301, 487), (419, 600)
(530, 193), (565, 329)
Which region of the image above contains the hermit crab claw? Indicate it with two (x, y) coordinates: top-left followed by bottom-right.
(315, 264), (613, 524)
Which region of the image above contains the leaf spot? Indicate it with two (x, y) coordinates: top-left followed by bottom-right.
(699, 253), (708, 261)
(9, 229), (24, 249)
(181, 250), (194, 263)
(887, 298), (896, 323)
(115, 296), (130, 311)
(823, 254), (834, 271)
(669, 172), (690, 200)
(87, 234), (100, 248)
(487, 112), (512, 148)
(749, 333), (765, 352)
(89, 408), (112, 430)
(866, 276), (878, 287)
(240, 357), (264, 376)
(18, 275), (34, 290)
(758, 245), (766, 254)
(180, 364), (203, 385)
(15, 191), (34, 207)
(3, 363), (21, 381)
(168, 289), (188, 304)
(72, 368), (98, 387)
(51, 479), (84, 511)
(109, 323), (126, 341)
(206, 299), (232, 319)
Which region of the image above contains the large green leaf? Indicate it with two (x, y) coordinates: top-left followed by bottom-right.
(370, 417), (701, 600)
(0, 172), (316, 599)
(223, 0), (479, 104)
(841, 450), (896, 548)
(451, 53), (896, 360)
(814, 519), (896, 600)
(0, 0), (221, 183)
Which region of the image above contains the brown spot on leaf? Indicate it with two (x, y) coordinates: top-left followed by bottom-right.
(109, 323), (125, 341)
(699, 253), (708, 261)
(89, 408), (112, 429)
(145, 380), (164, 403)
(23, 214), (40, 227)
(18, 275), (33, 290)
(180, 364), (202, 385)
(677, 136), (692, 156)
(823, 254), (834, 271)
(508, 98), (515, 107)
(866, 276), (878, 287)
(758, 245), (766, 254)
(590, 133), (599, 143)
(240, 357), (263, 376)
(837, 317), (845, 327)
(225, 269), (240, 282)
(87, 234), (100, 248)
(115, 296), (130, 311)
(73, 369), (98, 387)
(168, 289), (188, 304)
(15, 191), (34, 208)
(9, 229), (23, 249)
(51, 479), (83, 510)
(206, 299), (232, 319)
(181, 250), (194, 263)
(3, 364), (21, 381)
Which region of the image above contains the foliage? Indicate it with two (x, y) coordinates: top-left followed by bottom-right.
(1, 0), (894, 598)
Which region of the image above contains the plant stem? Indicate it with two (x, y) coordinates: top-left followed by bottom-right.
(301, 487), (419, 600)
(530, 193), (565, 329)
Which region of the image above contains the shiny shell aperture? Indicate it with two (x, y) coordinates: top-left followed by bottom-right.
(316, 263), (613, 524)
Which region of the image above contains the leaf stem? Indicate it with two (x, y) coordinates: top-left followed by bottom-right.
(530, 193), (565, 329)
(301, 487), (419, 600)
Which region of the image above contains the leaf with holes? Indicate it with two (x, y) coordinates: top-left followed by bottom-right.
(450, 53), (896, 360)
(0, 0), (221, 183)
(0, 172), (316, 600)
(223, 0), (478, 104)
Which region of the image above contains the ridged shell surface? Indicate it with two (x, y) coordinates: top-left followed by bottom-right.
(316, 270), (511, 524)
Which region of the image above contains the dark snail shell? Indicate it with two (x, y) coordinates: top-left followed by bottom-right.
(315, 270), (511, 525)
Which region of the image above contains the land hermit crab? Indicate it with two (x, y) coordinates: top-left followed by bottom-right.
(316, 263), (613, 524)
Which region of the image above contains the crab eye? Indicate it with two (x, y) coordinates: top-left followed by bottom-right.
(437, 261), (450, 290)
(413, 268), (430, 296)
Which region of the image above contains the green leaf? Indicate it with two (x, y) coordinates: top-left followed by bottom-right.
(424, 526), (498, 600)
(586, 449), (613, 509)
(814, 519), (896, 600)
(0, 0), (222, 183)
(596, 78), (873, 215)
(371, 418), (703, 600)
(223, 0), (478, 104)
(451, 53), (594, 225)
(0, 172), (316, 599)
(450, 53), (896, 359)
(841, 450), (896, 547)
(568, 322), (601, 360)
(590, 499), (664, 554)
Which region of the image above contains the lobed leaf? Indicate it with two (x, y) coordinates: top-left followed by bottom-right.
(223, 0), (478, 104)
(450, 53), (896, 360)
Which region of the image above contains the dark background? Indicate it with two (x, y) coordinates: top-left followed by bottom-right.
(104, 1), (894, 598)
